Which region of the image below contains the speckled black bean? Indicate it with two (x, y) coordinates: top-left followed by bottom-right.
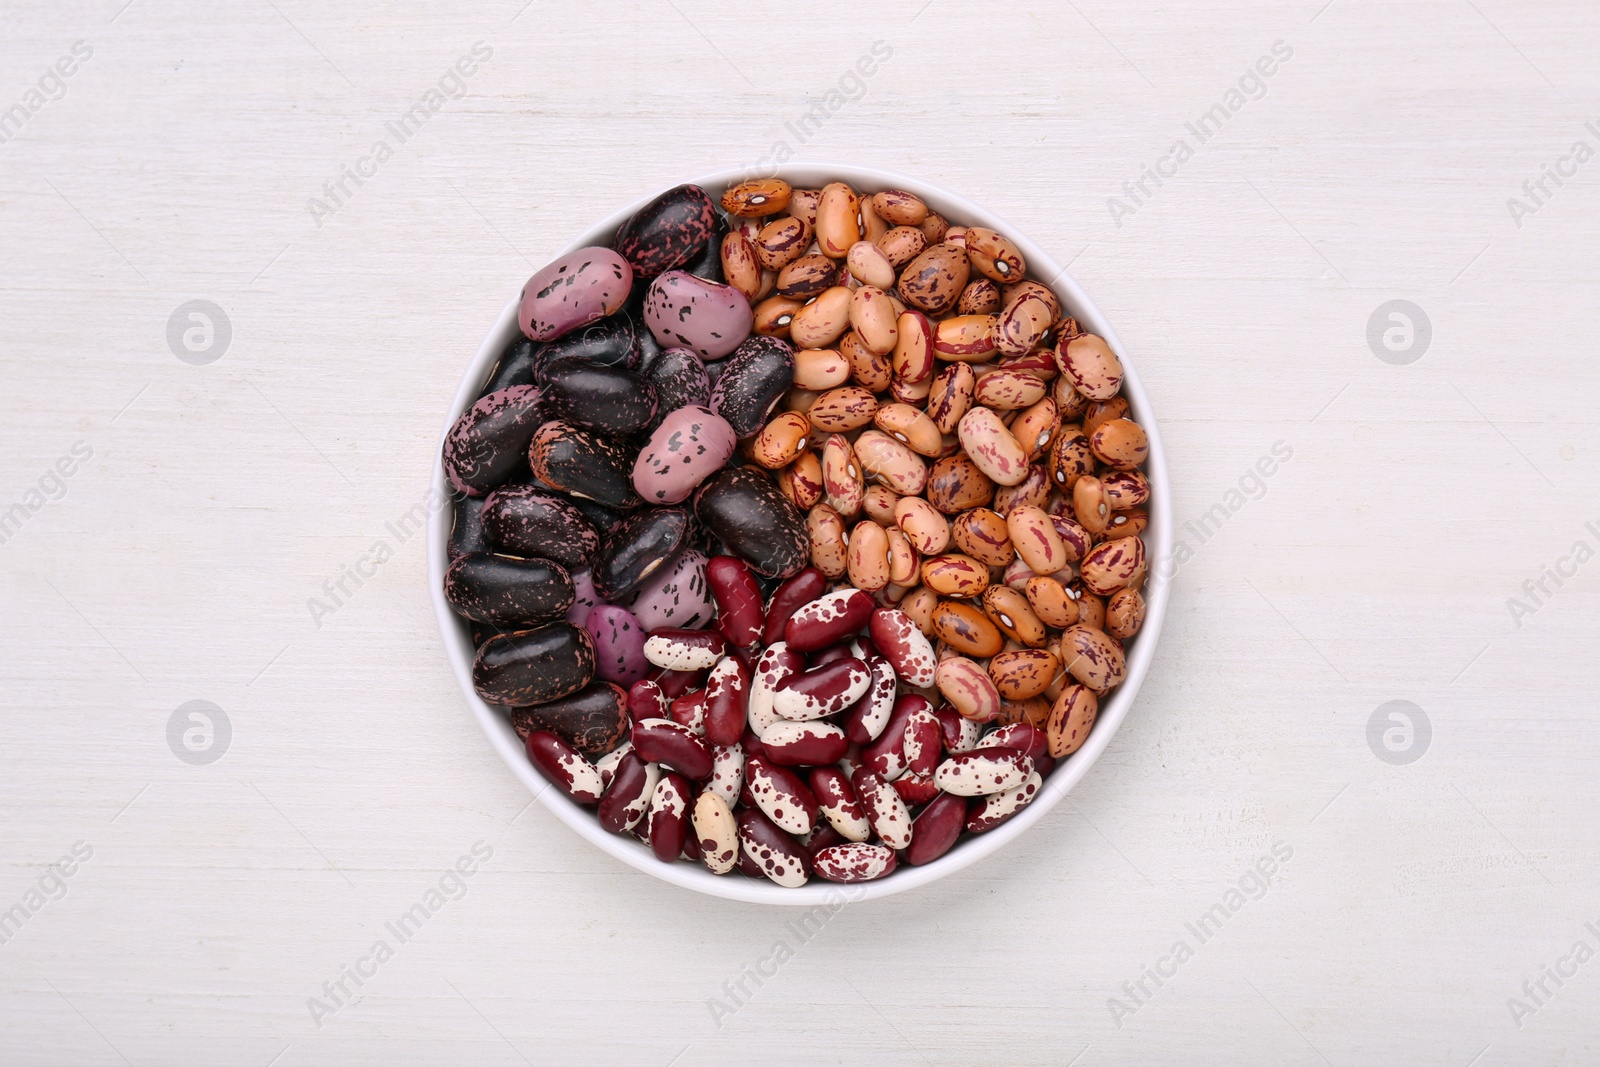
(541, 363), (658, 435)
(444, 553), (574, 627)
(693, 466), (808, 579)
(449, 494), (490, 561)
(480, 485), (600, 571)
(443, 386), (544, 497)
(591, 506), (692, 601)
(633, 314), (665, 374)
(682, 212), (729, 284)
(473, 622), (595, 706)
(531, 314), (640, 380)
(642, 347), (712, 434)
(528, 420), (642, 511)
(484, 335), (538, 393)
(708, 336), (796, 439)
(509, 681), (629, 756)
(612, 184), (717, 277)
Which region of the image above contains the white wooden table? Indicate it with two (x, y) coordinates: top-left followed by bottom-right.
(3, 1), (1597, 1063)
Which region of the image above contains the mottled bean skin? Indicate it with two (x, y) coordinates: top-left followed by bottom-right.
(443, 386), (545, 497)
(519, 247), (634, 343)
(612, 184), (717, 276)
(644, 271), (754, 361)
(694, 467), (809, 579)
(632, 405), (738, 505)
(481, 485), (600, 571)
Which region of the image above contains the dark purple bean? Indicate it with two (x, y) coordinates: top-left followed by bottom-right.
(530, 314), (640, 379)
(540, 363), (658, 436)
(693, 467), (808, 579)
(528, 420), (641, 511)
(484, 335), (538, 394)
(472, 623), (594, 706)
(709, 336), (796, 439)
(592, 506), (692, 601)
(511, 681), (629, 756)
(481, 485), (599, 571)
(448, 495), (490, 561)
(444, 553), (573, 627)
(612, 184), (717, 277)
(442, 386), (544, 497)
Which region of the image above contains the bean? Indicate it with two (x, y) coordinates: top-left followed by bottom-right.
(873, 402), (943, 457)
(1107, 587), (1146, 640)
(926, 454), (995, 513)
(722, 178), (792, 217)
(957, 278), (1001, 314)
(988, 649), (1059, 700)
(1073, 474), (1112, 534)
(930, 601), (1004, 657)
(1080, 535), (1146, 596)
(737, 806), (811, 887)
(807, 503), (849, 577)
(973, 369), (1047, 411)
(821, 434), (865, 517)
(846, 241), (897, 288)
(876, 225), (927, 268)
(957, 407), (1030, 487)
(525, 731), (605, 804)
(808, 386), (878, 433)
(921, 553), (990, 598)
(982, 585), (1048, 648)
(1056, 333), (1124, 400)
(899, 242), (970, 315)
(693, 791), (740, 874)
(1089, 417), (1150, 470)
(934, 656), (1003, 721)
(933, 314), (999, 362)
(1024, 575), (1078, 629)
(846, 519), (891, 592)
(815, 182), (860, 258)
(893, 496), (951, 555)
(1059, 625), (1126, 690)
(849, 286), (899, 355)
(793, 348), (850, 390)
(776, 449), (824, 509)
(862, 484), (900, 526)
(1007, 505), (1069, 575)
(751, 411), (812, 468)
(789, 286), (854, 350)
(755, 215), (812, 271)
(854, 429), (928, 495)
(776, 253), (841, 300)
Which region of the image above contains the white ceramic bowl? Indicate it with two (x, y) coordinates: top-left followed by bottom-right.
(428, 164), (1170, 905)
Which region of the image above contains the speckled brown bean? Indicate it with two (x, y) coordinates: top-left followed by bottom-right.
(792, 348), (849, 391)
(920, 554), (990, 598)
(873, 403), (942, 457)
(846, 520), (890, 592)
(900, 586), (938, 634)
(995, 290), (1054, 357)
(934, 655), (1002, 722)
(787, 188), (822, 228)
(807, 504), (848, 577)
(789, 287), (853, 350)
(858, 195), (889, 245)
(931, 601), (1004, 657)
(992, 464), (1050, 515)
(862, 484), (899, 526)
(813, 183), (860, 258)
(1046, 684), (1099, 758)
(1072, 584), (1106, 632)
(840, 331), (892, 392)
(965, 227), (1025, 283)
(1056, 334), (1124, 400)
(849, 286), (899, 355)
(898, 243), (970, 315)
(808, 386), (878, 433)
(888, 375), (932, 407)
(926, 363), (975, 435)
(1083, 396), (1132, 438)
(1073, 475), (1112, 535)
(958, 407), (1030, 487)
(754, 216), (812, 271)
(871, 190), (927, 226)
(1102, 470), (1151, 510)
(890, 310), (935, 384)
(751, 412), (812, 469)
(753, 295), (804, 337)
(1007, 506), (1069, 575)
(989, 649), (1059, 700)
(1060, 625), (1126, 690)
(776, 450), (824, 509)
(1079, 535), (1146, 596)
(876, 225), (927, 269)
(1104, 509), (1148, 541)
(974, 369), (1048, 411)
(1089, 418), (1149, 470)
(1024, 576), (1078, 628)
(982, 585), (1048, 647)
(722, 178), (792, 217)
(1050, 430), (1095, 491)
(952, 508), (1013, 566)
(1107, 587), (1145, 639)
(1001, 279), (1061, 322)
(721, 232), (763, 301)
(884, 528), (919, 586)
(776, 254), (840, 301)
(821, 434), (864, 518)
(846, 241), (896, 288)
(957, 278), (1001, 315)
(893, 496), (950, 555)
(933, 315), (999, 363)
(919, 211), (950, 243)
(1011, 398), (1059, 461)
(1050, 514), (1094, 561)
(925, 455), (995, 514)
(1054, 376), (1089, 420)
(853, 430), (927, 496)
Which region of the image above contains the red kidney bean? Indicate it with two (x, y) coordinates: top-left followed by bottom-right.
(628, 679), (668, 724)
(814, 842), (900, 882)
(868, 607), (938, 688)
(810, 640), (860, 667)
(803, 823), (846, 858)
(594, 741), (633, 791)
(708, 555), (766, 648)
(903, 706), (943, 777)
(763, 567), (827, 645)
(934, 706), (982, 754)
(892, 771), (939, 806)
(762, 720), (849, 766)
(648, 772), (690, 862)
(773, 657), (872, 721)
(932, 750), (1033, 796)
(737, 807), (811, 887)
(735, 843), (766, 879)
(976, 722), (1048, 764)
(631, 718), (713, 779)
(784, 588), (875, 651)
(681, 815), (703, 862)
(702, 656), (750, 747)
(843, 656), (898, 744)
(707, 742), (744, 807)
(598, 754), (659, 833)
(749, 642), (805, 736)
(851, 767), (913, 849)
(669, 690), (706, 734)
(861, 693), (927, 781)
(850, 634), (880, 660)
(809, 766), (871, 842)
(741, 727), (771, 763)
(906, 791), (968, 866)
(966, 771), (1042, 833)
(744, 756), (818, 834)
(650, 667), (706, 700)
(525, 731), (604, 805)
(643, 628), (727, 671)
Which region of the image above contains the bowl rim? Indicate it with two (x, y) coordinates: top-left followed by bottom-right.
(426, 163), (1172, 905)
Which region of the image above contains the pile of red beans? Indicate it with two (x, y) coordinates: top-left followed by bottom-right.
(442, 176), (1151, 886)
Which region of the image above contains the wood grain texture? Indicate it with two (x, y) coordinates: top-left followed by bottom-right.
(1, 0), (1598, 1063)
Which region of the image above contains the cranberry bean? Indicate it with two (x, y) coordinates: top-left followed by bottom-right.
(851, 768), (914, 849)
(877, 224), (927, 268)
(814, 843), (899, 883)
(815, 182), (860, 258)
(631, 718), (713, 779)
(966, 772), (1042, 833)
(843, 655), (899, 743)
(762, 720), (849, 766)
(892, 771), (940, 806)
(933, 750), (1033, 796)
(720, 232), (763, 301)
(974, 369), (1048, 411)
(1024, 576), (1078, 629)
(707, 742), (745, 807)
(1046, 684), (1099, 758)
(861, 693), (925, 780)
(790, 286), (854, 350)
(784, 588), (875, 651)
(921, 553), (990, 598)
(774, 657), (873, 721)
(893, 496), (951, 556)
(809, 767), (872, 842)
(643, 628), (727, 672)
(598, 754), (659, 833)
(933, 314), (999, 362)
(906, 791), (970, 866)
(867, 608), (937, 688)
(744, 756), (818, 835)
(854, 430), (928, 496)
(737, 807), (812, 887)
(847, 241), (897, 288)
(525, 731), (605, 805)
(898, 242), (969, 315)
(722, 178), (791, 217)
(976, 722), (1050, 764)
(903, 706), (943, 777)
(846, 519), (891, 591)
(763, 567), (827, 645)
(777, 451), (826, 510)
(648, 772), (691, 862)
(693, 791), (739, 874)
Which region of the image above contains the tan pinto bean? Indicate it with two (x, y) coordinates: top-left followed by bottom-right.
(753, 295), (804, 337)
(1011, 398), (1059, 460)
(992, 463), (1050, 514)
(893, 496), (951, 555)
(957, 278), (1001, 314)
(1024, 575), (1078, 628)
(919, 211), (950, 244)
(1051, 514), (1094, 560)
(846, 241), (897, 288)
(1046, 684), (1099, 758)
(1059, 625), (1125, 690)
(1055, 333), (1124, 400)
(920, 554), (990, 597)
(1007, 505), (1069, 575)
(973, 369), (1047, 410)
(722, 178), (792, 217)
(849, 286), (899, 355)
(957, 407), (1030, 487)
(821, 434), (865, 517)
(871, 189), (928, 226)
(755, 215), (812, 271)
(1048, 429), (1095, 491)
(890, 310), (936, 384)
(776, 253), (840, 300)
(807, 503), (848, 577)
(847, 519), (890, 591)
(995, 290), (1054, 357)
(1083, 396), (1132, 437)
(1079, 536), (1146, 596)
(988, 649), (1059, 700)
(1107, 588), (1145, 639)
(931, 602), (1004, 658)
(965, 227), (1025, 282)
(1000, 279), (1061, 323)
(926, 363), (975, 434)
(720, 232), (763, 301)
(792, 348), (850, 391)
(752, 412), (811, 469)
(789, 286), (853, 349)
(815, 182), (860, 258)
(876, 225), (927, 269)
(1073, 475), (1111, 534)
(862, 484), (899, 526)
(1054, 376), (1090, 420)
(898, 243), (970, 315)
(935, 656), (1002, 722)
(951, 507), (1013, 566)
(1089, 418), (1149, 470)
(888, 374), (933, 406)
(933, 315), (999, 363)
(926, 455), (995, 513)
(787, 188), (822, 228)
(840, 331), (893, 392)
(873, 402), (943, 457)
(884, 527), (920, 585)
(853, 429), (928, 496)
(858, 194), (889, 244)
(981, 585), (1048, 648)
(901, 586), (939, 634)
(997, 348), (1057, 381)
(1104, 509), (1148, 541)
(808, 385), (878, 433)
(776, 450), (824, 509)
(1101, 470), (1151, 509)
